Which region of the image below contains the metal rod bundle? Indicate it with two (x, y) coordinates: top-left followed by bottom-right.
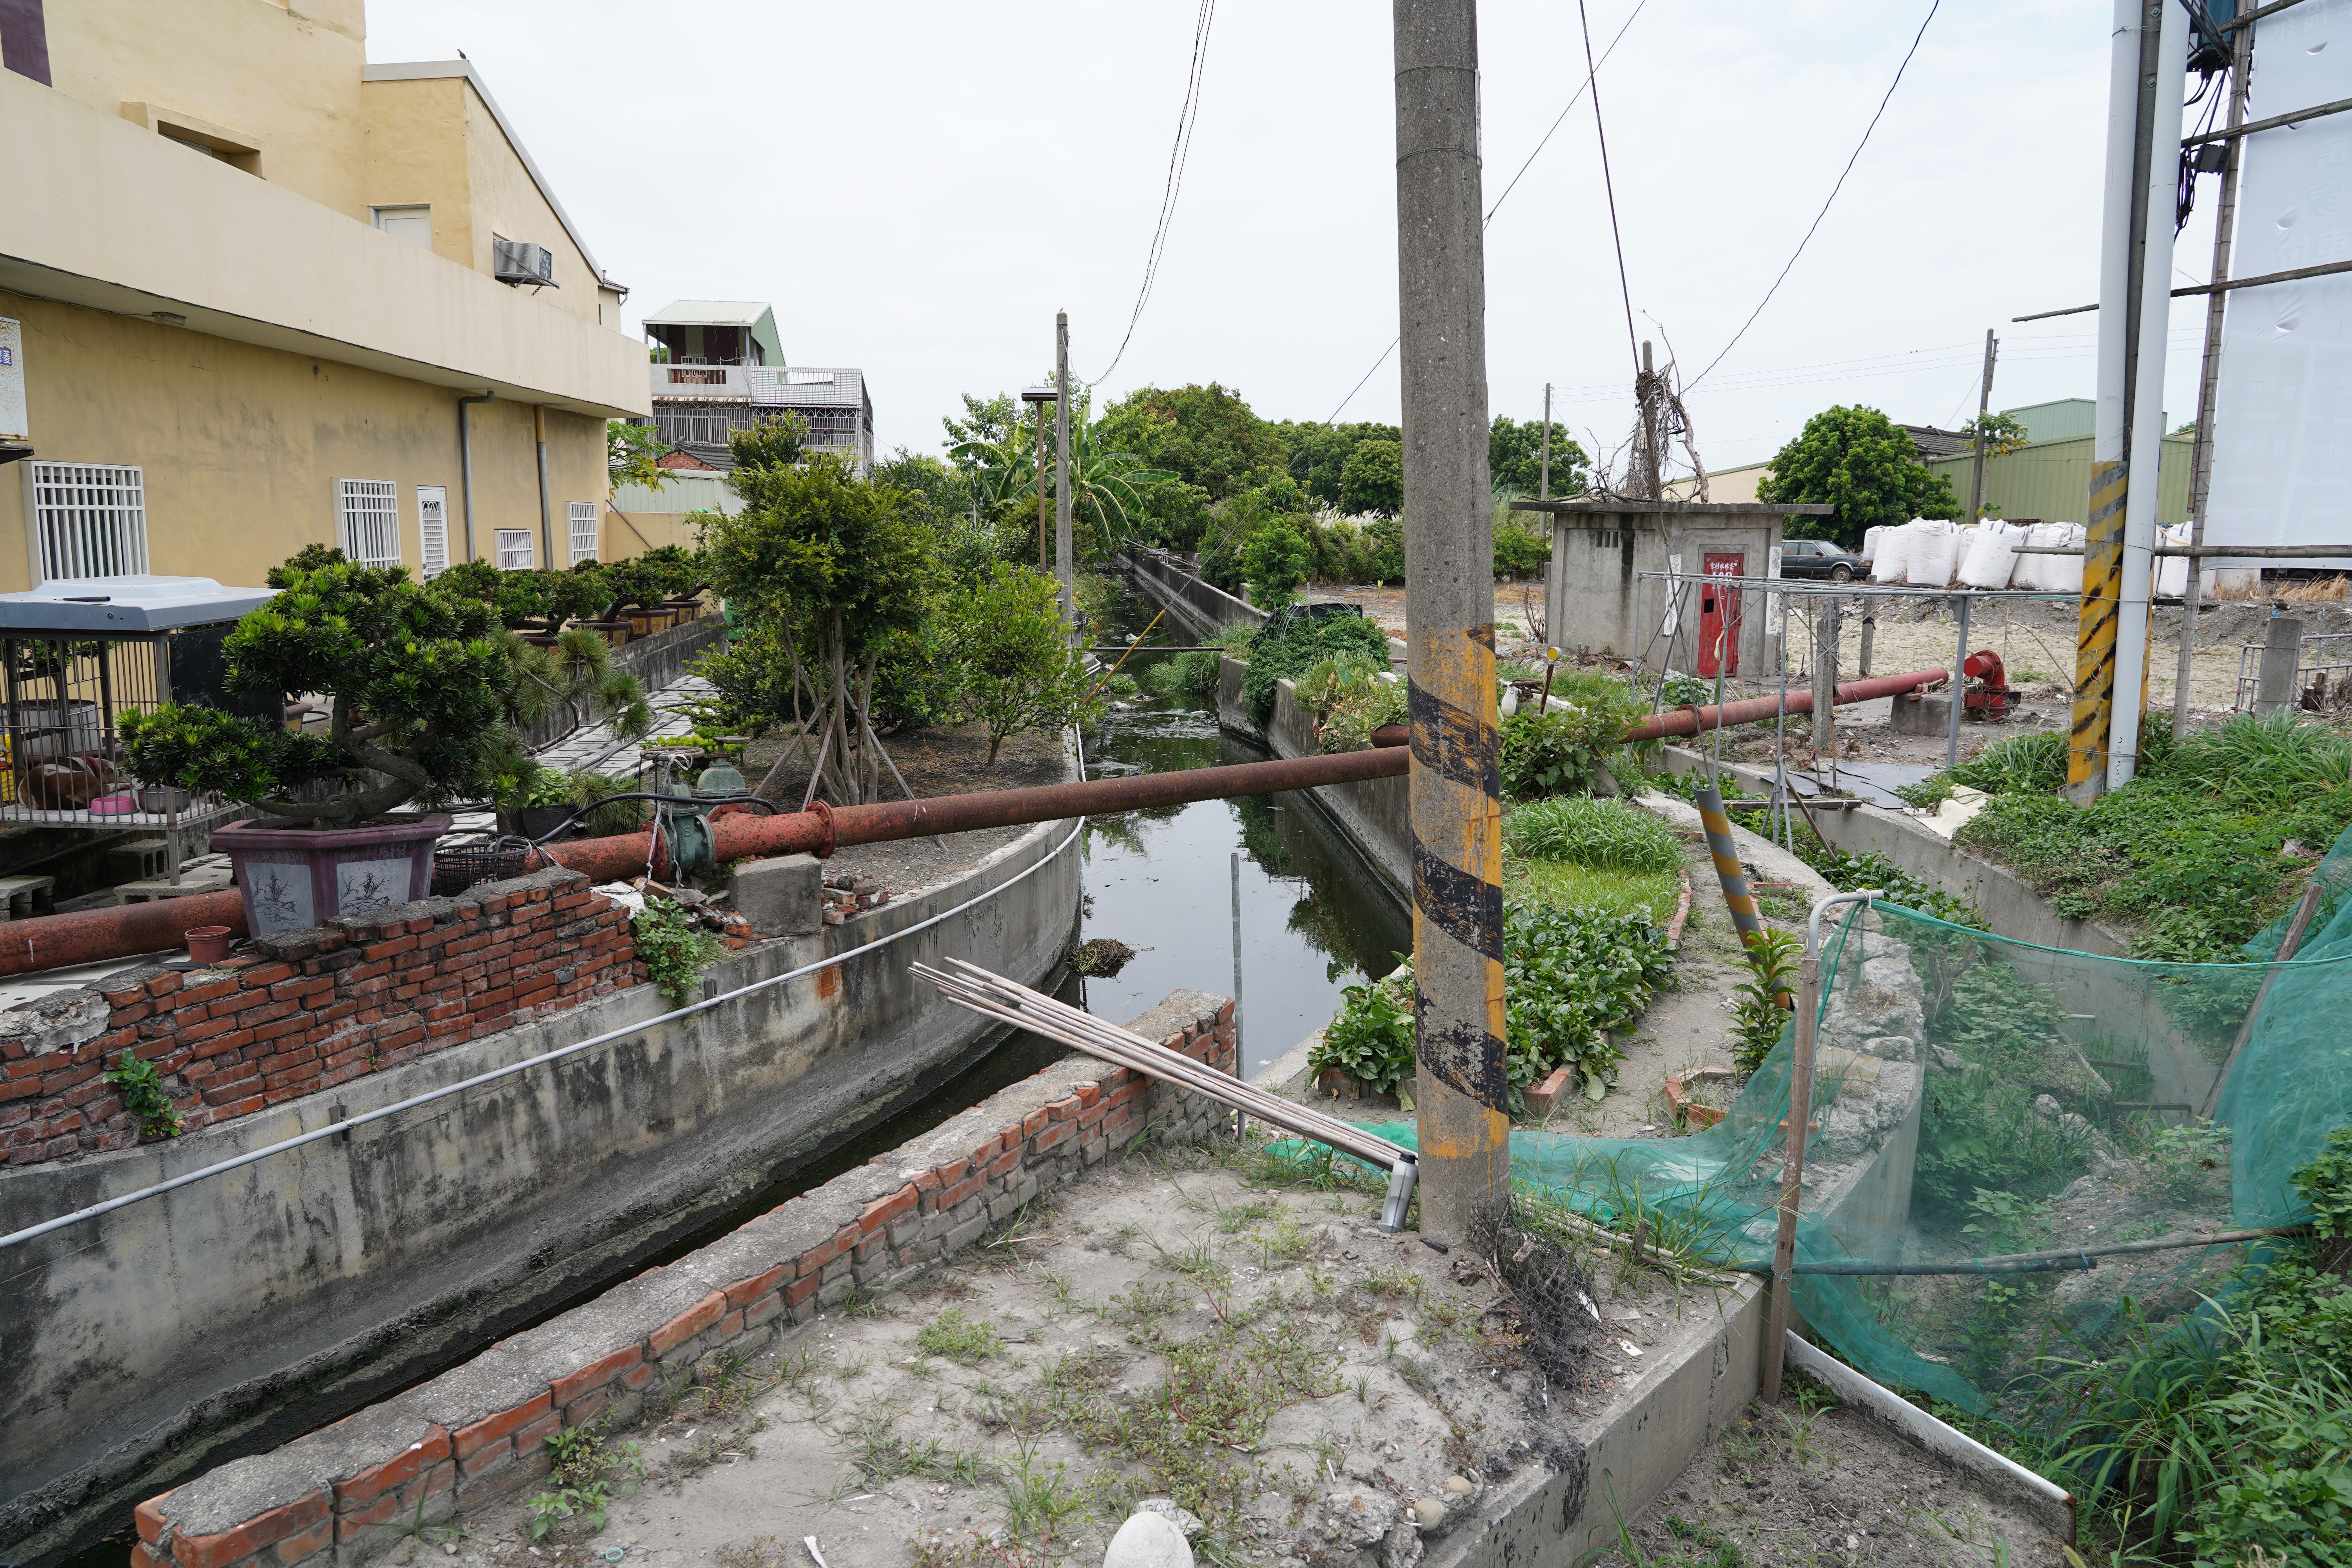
(913, 958), (1419, 1229)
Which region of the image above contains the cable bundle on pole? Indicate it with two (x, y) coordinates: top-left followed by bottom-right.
(913, 958), (1409, 1174)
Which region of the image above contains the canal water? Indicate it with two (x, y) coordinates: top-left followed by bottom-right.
(1077, 577), (1410, 1075)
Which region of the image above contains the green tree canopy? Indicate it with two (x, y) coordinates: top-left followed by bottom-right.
(1240, 523), (1313, 606)
(1958, 410), (2029, 458)
(608, 420), (668, 492)
(1339, 439), (1404, 517)
(1488, 416), (1590, 499)
(1756, 405), (1959, 550)
(699, 454), (934, 804)
(1093, 383), (1286, 501)
(1273, 420), (1401, 507)
(941, 564), (1104, 764)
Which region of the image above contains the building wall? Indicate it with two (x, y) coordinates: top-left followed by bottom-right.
(42, 0), (370, 218)
(603, 472), (739, 563)
(1922, 432), (2193, 525)
(0, 290), (609, 588)
(356, 73), (475, 269)
(1545, 513), (1783, 674)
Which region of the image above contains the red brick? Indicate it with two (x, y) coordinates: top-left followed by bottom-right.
(362, 935), (418, 961)
(721, 1264), (790, 1310)
(329, 1425), (450, 1508)
(511, 1407), (563, 1455)
(131, 1542), (162, 1568)
(911, 1168), (942, 1197)
(647, 1291), (726, 1357)
(271, 1514), (333, 1565)
(784, 1272), (822, 1308)
(136, 1494), (173, 1545)
(1021, 1108), (1050, 1139)
(985, 1146), (1020, 1180)
(550, 1345), (644, 1406)
(1030, 1121), (1074, 1155)
(938, 1174), (983, 1210)
(860, 1186), (917, 1234)
(171, 1491), (328, 1568)
(143, 972), (185, 998)
(1046, 1095), (1080, 1122)
(334, 1490), (404, 1538)
(450, 1392), (552, 1460)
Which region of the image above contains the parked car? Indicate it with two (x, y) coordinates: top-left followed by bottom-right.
(1777, 537), (1867, 582)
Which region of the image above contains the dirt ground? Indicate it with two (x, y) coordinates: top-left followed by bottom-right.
(1596, 1370), (2065, 1568)
(734, 724), (1070, 895)
(452, 1142), (1717, 1568)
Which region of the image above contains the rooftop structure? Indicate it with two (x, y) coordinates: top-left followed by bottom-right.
(640, 299), (875, 473)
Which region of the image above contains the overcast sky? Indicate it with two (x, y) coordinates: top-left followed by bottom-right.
(368, 1), (2222, 475)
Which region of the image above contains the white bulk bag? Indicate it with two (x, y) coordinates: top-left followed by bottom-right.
(2015, 522), (2063, 592)
(1869, 524), (1910, 584)
(2047, 523), (2086, 595)
(1959, 518), (2020, 589)
(1909, 520), (1960, 588)
(2154, 523), (2193, 599)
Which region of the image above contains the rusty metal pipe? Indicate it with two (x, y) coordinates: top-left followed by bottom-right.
(537, 746), (1416, 884)
(1624, 668), (1945, 742)
(0, 670), (1943, 978)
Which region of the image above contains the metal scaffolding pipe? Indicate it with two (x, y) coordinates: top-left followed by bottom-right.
(0, 670), (1948, 978)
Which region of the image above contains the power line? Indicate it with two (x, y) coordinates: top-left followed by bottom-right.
(1685, 0), (1942, 392)
(1578, 0), (1640, 374)
(1325, 0), (1648, 423)
(1091, 0), (1218, 387)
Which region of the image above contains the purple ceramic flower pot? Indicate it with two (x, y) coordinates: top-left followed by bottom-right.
(212, 814), (450, 938)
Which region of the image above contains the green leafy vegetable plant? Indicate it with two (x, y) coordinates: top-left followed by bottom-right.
(1503, 796), (1682, 873)
(1728, 929), (1801, 1076)
(1497, 671), (1647, 800)
(524, 1417), (642, 1541)
(1309, 961), (1415, 1096)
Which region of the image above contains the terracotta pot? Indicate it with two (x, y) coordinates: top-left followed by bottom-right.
(212, 813), (450, 938)
(185, 926), (233, 965)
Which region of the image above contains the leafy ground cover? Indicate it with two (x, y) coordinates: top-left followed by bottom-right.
(1908, 713), (2352, 956)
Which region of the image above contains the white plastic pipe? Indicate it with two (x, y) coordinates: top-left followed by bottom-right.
(2110, 0), (2189, 789)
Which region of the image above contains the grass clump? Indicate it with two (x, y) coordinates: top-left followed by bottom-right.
(1141, 623), (1255, 705)
(1507, 859), (1682, 924)
(913, 1308), (1002, 1365)
(1504, 795), (1682, 873)
(1237, 611), (1392, 728)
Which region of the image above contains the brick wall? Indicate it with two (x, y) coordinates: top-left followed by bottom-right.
(132, 991), (1238, 1568)
(0, 867), (644, 1166)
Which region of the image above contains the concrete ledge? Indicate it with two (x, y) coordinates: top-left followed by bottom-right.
(0, 811), (1083, 1564)
(133, 995), (1242, 1568)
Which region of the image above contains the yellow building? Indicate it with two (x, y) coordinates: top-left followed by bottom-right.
(0, 0), (650, 591)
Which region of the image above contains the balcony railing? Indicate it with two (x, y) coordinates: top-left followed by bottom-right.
(651, 363), (751, 400)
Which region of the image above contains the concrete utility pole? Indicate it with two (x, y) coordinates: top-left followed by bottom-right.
(2174, 18), (2254, 737)
(1965, 330), (1997, 523)
(1394, 0), (1508, 1243)
(1036, 403), (1050, 570)
(1055, 312), (1075, 633)
(1539, 382), (1553, 503)
(2069, 0), (2160, 801)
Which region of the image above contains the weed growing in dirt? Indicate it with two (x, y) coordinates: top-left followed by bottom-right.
(523, 1416), (643, 1540)
(916, 1308), (1003, 1365)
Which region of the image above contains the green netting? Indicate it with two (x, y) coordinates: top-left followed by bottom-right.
(1341, 821), (2352, 1419)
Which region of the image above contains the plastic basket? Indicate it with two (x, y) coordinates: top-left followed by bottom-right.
(430, 835), (535, 897)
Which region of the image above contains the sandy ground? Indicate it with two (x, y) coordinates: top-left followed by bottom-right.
(448, 1142), (1710, 1568)
(1596, 1374), (2064, 1568)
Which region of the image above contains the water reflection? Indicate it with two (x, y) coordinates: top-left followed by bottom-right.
(1080, 581), (1408, 1074)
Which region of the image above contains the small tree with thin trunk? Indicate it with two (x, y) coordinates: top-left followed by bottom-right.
(944, 564), (1104, 764)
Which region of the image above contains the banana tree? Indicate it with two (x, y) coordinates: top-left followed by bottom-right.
(950, 405), (1172, 561)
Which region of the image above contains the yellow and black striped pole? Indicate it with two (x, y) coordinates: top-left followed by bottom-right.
(1395, 0), (1510, 1242)
(1693, 782), (1765, 950)
(2069, 459), (2127, 801)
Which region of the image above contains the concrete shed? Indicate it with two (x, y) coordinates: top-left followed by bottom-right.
(1519, 500), (1835, 678)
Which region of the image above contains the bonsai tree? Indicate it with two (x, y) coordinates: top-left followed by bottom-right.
(699, 454), (931, 805)
(122, 559), (512, 826)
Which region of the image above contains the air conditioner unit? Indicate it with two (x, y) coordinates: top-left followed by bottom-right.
(493, 239), (558, 287)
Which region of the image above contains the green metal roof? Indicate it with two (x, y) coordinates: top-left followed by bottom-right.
(1923, 431), (2196, 525)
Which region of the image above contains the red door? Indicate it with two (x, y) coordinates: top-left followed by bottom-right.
(1698, 552), (1743, 677)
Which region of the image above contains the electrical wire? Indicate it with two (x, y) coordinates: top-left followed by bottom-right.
(1090, 0), (1217, 387)
(1578, 0), (1640, 375)
(1325, 0), (1648, 423)
(1685, 0), (1942, 392)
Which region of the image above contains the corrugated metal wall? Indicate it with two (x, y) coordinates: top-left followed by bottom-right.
(1925, 433), (2194, 524)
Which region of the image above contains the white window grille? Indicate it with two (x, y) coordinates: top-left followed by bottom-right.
(568, 501), (599, 566)
(27, 462), (148, 581)
(417, 485), (450, 579)
(336, 478), (401, 567)
(495, 529), (534, 570)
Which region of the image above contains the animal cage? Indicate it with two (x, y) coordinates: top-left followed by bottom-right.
(0, 577), (278, 848)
